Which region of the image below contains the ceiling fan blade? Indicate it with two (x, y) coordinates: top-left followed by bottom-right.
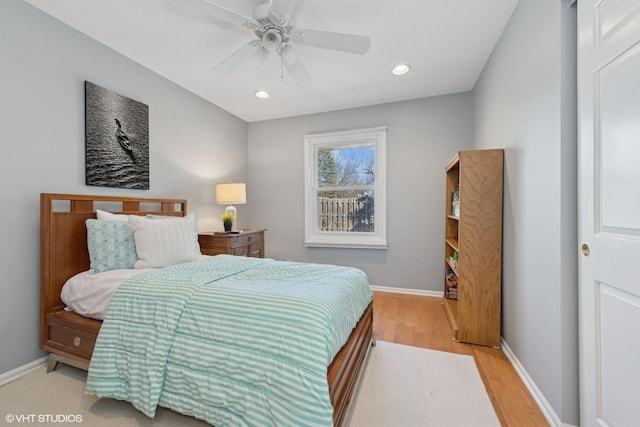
(256, 47), (270, 65)
(166, 0), (206, 14)
(213, 40), (263, 73)
(201, 0), (261, 29)
(268, 0), (297, 26)
(281, 45), (313, 86)
(165, 0), (236, 30)
(290, 28), (371, 55)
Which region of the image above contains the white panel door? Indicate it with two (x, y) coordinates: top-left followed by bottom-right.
(578, 0), (640, 426)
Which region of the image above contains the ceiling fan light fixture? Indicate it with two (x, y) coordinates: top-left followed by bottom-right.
(392, 64), (411, 76)
(254, 90), (270, 99)
(262, 29), (282, 52)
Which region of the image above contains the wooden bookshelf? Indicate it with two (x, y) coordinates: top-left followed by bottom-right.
(443, 149), (503, 347)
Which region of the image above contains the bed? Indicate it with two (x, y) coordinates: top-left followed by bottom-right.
(40, 193), (374, 426)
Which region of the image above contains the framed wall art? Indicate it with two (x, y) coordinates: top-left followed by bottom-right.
(85, 81), (149, 189)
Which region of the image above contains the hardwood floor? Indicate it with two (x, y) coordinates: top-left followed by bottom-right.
(372, 291), (549, 427)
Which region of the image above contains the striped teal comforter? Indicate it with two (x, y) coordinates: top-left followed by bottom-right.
(85, 255), (373, 426)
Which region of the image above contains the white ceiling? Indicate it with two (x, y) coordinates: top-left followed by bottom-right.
(23, 0), (518, 122)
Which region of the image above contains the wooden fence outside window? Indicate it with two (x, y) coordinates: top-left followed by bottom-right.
(318, 196), (374, 232)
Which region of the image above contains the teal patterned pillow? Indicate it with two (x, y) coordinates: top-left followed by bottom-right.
(86, 219), (137, 273)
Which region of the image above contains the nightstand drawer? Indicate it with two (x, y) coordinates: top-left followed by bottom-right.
(198, 229), (266, 257)
(249, 242), (264, 258)
(234, 233), (263, 248)
(232, 246), (250, 256)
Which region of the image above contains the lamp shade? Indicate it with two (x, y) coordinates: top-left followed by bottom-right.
(216, 183), (246, 204)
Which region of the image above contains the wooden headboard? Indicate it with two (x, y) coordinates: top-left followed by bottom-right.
(39, 193), (187, 348)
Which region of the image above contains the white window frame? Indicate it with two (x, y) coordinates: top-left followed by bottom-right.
(304, 127), (387, 249)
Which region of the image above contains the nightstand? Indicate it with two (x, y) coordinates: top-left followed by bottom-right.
(198, 229), (266, 258)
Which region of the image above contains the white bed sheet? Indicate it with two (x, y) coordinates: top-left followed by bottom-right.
(61, 268), (153, 320)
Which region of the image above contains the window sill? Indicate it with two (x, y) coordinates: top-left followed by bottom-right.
(304, 239), (388, 249)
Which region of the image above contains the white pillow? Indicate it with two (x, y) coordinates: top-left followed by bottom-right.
(129, 214), (200, 268)
(146, 214), (201, 255)
(97, 209), (129, 221)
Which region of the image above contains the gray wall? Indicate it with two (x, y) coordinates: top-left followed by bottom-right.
(472, 0), (578, 424)
(247, 94), (473, 290)
(0, 0), (248, 375)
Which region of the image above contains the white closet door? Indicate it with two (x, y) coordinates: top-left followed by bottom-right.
(578, 0), (640, 426)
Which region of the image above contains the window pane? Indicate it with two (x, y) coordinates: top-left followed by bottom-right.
(317, 146), (375, 187)
(317, 190), (375, 232)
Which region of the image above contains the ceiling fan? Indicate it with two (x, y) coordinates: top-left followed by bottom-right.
(201, 0), (371, 85)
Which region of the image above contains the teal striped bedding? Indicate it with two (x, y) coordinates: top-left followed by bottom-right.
(85, 255), (373, 426)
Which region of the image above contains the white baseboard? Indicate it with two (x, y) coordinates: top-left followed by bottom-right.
(370, 285), (443, 297)
(500, 339), (577, 427)
(0, 356), (48, 387)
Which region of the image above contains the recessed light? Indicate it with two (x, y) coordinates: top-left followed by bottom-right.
(254, 90), (270, 99)
(392, 64), (411, 76)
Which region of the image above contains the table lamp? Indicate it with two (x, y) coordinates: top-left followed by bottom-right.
(216, 183), (246, 231)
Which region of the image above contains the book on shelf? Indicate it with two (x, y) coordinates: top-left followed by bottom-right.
(445, 267), (458, 300)
(450, 187), (460, 217)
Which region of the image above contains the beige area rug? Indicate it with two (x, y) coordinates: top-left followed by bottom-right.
(0, 342), (499, 426)
(344, 341), (501, 426)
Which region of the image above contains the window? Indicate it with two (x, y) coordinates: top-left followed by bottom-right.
(304, 127), (387, 248)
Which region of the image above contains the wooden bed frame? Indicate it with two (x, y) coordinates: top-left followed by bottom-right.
(40, 193), (374, 426)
